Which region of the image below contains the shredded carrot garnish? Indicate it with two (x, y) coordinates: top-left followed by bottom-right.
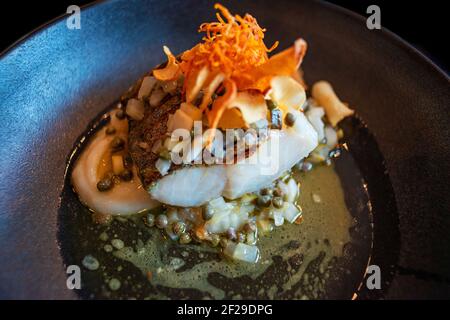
(181, 3), (278, 86)
(153, 46), (181, 81)
(155, 4), (307, 140)
(178, 3), (278, 136)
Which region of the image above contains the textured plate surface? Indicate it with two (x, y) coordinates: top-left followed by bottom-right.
(0, 0), (449, 299)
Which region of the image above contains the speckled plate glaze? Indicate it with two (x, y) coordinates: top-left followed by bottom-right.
(0, 0), (449, 299)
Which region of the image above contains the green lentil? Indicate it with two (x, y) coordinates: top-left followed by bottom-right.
(273, 188), (284, 198)
(119, 169), (133, 181)
(265, 99), (277, 110)
(172, 221), (186, 236)
(97, 178), (113, 192)
(284, 112), (296, 127)
(156, 214), (168, 229)
(272, 196), (284, 209)
(111, 137), (125, 151)
(219, 237), (228, 248)
(260, 188), (273, 196)
(202, 206), (214, 220)
(257, 195), (272, 208)
(123, 154), (133, 168)
(179, 233), (192, 244)
(145, 213), (155, 227)
(210, 234), (220, 247)
(243, 222), (257, 233)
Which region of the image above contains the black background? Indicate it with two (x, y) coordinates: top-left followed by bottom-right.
(0, 0), (449, 73)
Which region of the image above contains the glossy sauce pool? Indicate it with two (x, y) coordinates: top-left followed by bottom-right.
(58, 112), (374, 299)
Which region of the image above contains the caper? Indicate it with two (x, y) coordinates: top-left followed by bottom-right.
(210, 234), (220, 247)
(237, 232), (246, 243)
(179, 233), (192, 244)
(301, 161), (313, 172)
(202, 206), (214, 220)
(219, 237), (228, 248)
(273, 188), (284, 198)
(294, 160), (304, 171)
(272, 196), (284, 209)
(123, 154), (133, 168)
(172, 221), (186, 236)
(257, 195), (272, 208)
(329, 148), (342, 158)
(227, 228), (237, 240)
(111, 137), (125, 151)
(97, 178), (113, 192)
(284, 112), (296, 127)
(105, 126), (116, 135)
(155, 214), (168, 229)
(243, 222), (257, 233)
(119, 169), (133, 181)
(116, 109), (126, 120)
(260, 188), (273, 196)
(158, 148), (171, 160)
(265, 99), (277, 110)
(146, 213), (155, 227)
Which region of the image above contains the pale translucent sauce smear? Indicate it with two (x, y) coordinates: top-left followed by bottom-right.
(109, 164), (352, 299)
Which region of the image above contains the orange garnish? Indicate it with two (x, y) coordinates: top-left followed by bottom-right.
(217, 108), (246, 129)
(195, 224), (209, 240)
(180, 3), (278, 90)
(153, 46), (181, 81)
(237, 38), (308, 91)
(155, 4), (308, 137)
(206, 79), (237, 144)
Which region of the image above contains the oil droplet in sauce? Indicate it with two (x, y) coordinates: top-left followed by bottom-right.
(59, 112), (372, 300)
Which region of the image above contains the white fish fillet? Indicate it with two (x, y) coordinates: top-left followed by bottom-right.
(150, 110), (318, 207)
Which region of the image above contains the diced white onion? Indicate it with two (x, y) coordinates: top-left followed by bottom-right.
(204, 201), (248, 234)
(325, 125), (338, 148)
(138, 76), (157, 99)
(151, 140), (162, 154)
(272, 211), (285, 226)
(164, 137), (179, 151)
(112, 155), (124, 175)
(149, 87), (166, 107)
(286, 178), (299, 203)
(282, 202), (302, 223)
(171, 109), (194, 132)
(126, 98), (145, 121)
(224, 242), (260, 263)
(306, 105), (325, 141)
(180, 102), (202, 121)
(155, 158), (171, 176)
(183, 135), (203, 163)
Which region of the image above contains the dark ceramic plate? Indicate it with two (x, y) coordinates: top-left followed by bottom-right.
(0, 0), (449, 299)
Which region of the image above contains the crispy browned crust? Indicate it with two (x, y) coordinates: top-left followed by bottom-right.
(128, 94), (181, 187)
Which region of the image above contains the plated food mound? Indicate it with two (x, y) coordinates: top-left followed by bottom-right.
(71, 4), (355, 263)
